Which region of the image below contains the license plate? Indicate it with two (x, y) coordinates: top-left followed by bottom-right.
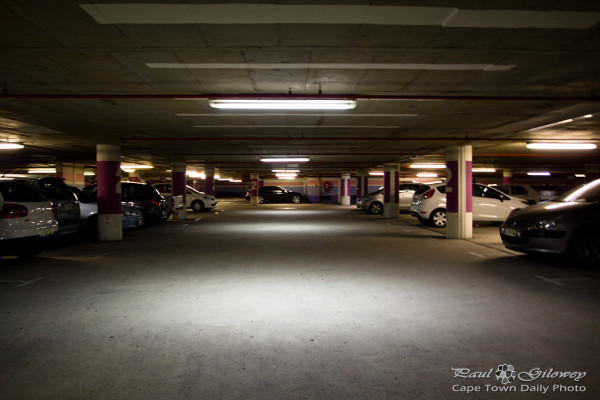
(38, 227), (55, 237)
(502, 227), (519, 237)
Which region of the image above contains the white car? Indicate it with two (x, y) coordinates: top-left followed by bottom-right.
(153, 183), (217, 213)
(410, 183), (528, 227)
(493, 184), (540, 205)
(0, 179), (59, 258)
(357, 183), (422, 214)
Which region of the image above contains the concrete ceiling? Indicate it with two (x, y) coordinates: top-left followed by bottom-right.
(1, 1), (599, 179)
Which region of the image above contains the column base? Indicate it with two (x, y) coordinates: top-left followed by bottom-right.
(446, 212), (473, 239)
(98, 214), (123, 241)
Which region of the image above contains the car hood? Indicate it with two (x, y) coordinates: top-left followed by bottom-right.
(507, 201), (597, 221)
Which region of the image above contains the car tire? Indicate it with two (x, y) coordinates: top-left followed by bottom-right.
(369, 202), (383, 215)
(570, 229), (600, 267)
(191, 200), (204, 213)
(430, 209), (447, 227)
(292, 195), (302, 204)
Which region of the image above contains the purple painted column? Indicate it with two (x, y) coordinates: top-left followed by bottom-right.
(356, 170), (368, 199)
(96, 144), (122, 241)
(204, 166), (215, 196)
(383, 164), (399, 218)
(172, 161), (187, 220)
(250, 173), (259, 205)
(503, 170), (513, 184)
(340, 173), (351, 205)
(446, 145), (473, 239)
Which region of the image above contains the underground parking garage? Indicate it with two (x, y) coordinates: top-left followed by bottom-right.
(1, 1), (600, 399)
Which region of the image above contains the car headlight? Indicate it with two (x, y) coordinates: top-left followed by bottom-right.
(525, 215), (563, 231)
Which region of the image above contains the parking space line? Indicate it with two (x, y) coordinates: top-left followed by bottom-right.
(469, 252), (486, 258)
(535, 275), (590, 286)
(93, 253), (108, 259)
(0, 277), (44, 288)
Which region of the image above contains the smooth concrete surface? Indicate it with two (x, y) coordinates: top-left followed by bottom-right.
(1, 200), (599, 400)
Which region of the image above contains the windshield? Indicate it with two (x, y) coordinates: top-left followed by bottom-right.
(553, 179), (600, 202)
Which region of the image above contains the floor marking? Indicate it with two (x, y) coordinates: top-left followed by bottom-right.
(194, 218), (203, 222)
(93, 253), (108, 259)
(0, 277), (44, 288)
(536, 275), (590, 286)
(470, 252), (486, 258)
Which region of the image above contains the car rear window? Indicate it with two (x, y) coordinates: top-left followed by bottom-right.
(414, 185), (431, 195)
(0, 180), (47, 202)
(436, 185), (446, 194)
(38, 178), (76, 200)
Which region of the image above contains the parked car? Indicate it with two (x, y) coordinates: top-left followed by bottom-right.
(153, 183), (217, 213)
(69, 186), (145, 234)
(24, 176), (80, 235)
(357, 183), (422, 214)
(494, 184), (540, 205)
(410, 183), (528, 227)
(537, 184), (561, 201)
(500, 179), (600, 266)
(251, 186), (309, 204)
(84, 182), (168, 225)
(0, 179), (59, 258)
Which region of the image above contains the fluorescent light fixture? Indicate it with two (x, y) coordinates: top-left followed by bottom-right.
(0, 143), (24, 149)
(410, 164), (446, 169)
(261, 157), (309, 163)
(276, 173), (297, 178)
(527, 171), (551, 176)
(526, 142), (597, 150)
(472, 168), (497, 173)
(122, 168), (135, 173)
(417, 172), (438, 178)
(209, 99), (356, 110)
(272, 169), (300, 173)
(84, 171), (95, 176)
(527, 113), (593, 132)
(28, 168), (56, 174)
(575, 174), (586, 178)
(121, 164), (154, 169)
(369, 172), (384, 176)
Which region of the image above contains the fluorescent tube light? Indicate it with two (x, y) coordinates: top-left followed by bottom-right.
(527, 172), (551, 176)
(575, 174), (586, 178)
(209, 99), (356, 110)
(121, 164), (154, 169)
(472, 168), (497, 173)
(527, 113), (593, 132)
(261, 157), (309, 163)
(526, 143), (597, 150)
(0, 143), (24, 150)
(417, 172), (438, 178)
(369, 172), (384, 176)
(272, 169), (300, 173)
(410, 164), (446, 169)
(276, 173), (297, 178)
(28, 168), (56, 174)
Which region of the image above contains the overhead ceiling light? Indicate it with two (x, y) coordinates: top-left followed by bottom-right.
(272, 169), (300, 173)
(527, 171), (551, 176)
(0, 143), (24, 150)
(209, 99), (356, 110)
(472, 168), (497, 173)
(369, 172), (384, 176)
(410, 163), (446, 169)
(575, 174), (586, 178)
(261, 157), (310, 163)
(527, 113), (593, 132)
(28, 168), (56, 174)
(417, 172), (438, 178)
(526, 142), (597, 150)
(83, 171), (96, 176)
(121, 164), (154, 169)
(276, 173), (297, 178)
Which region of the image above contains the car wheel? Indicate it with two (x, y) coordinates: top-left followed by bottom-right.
(430, 209), (447, 227)
(571, 230), (600, 267)
(258, 196), (264, 204)
(369, 202), (383, 214)
(292, 195), (302, 204)
(191, 200), (204, 213)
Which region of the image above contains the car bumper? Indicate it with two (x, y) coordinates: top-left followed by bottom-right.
(499, 227), (570, 254)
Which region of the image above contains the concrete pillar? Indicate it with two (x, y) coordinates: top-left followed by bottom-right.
(356, 170), (368, 198)
(204, 166), (215, 196)
(340, 173), (351, 205)
(172, 161), (187, 220)
(56, 163), (85, 187)
(383, 163), (399, 218)
(446, 145), (473, 239)
(96, 144), (122, 241)
(503, 169), (513, 185)
(250, 173), (259, 206)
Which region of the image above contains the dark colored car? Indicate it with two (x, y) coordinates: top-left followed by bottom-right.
(84, 182), (168, 225)
(251, 186), (309, 204)
(500, 179), (600, 266)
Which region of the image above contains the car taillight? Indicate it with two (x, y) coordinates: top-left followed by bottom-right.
(0, 203), (29, 219)
(421, 189), (435, 200)
(147, 198), (160, 206)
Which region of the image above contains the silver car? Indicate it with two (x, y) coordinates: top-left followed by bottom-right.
(500, 179), (600, 266)
(357, 183), (422, 214)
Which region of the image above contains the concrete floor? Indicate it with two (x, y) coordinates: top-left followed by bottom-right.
(1, 199), (599, 399)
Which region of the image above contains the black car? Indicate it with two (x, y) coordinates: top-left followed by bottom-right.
(249, 186), (309, 204)
(84, 182), (168, 224)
